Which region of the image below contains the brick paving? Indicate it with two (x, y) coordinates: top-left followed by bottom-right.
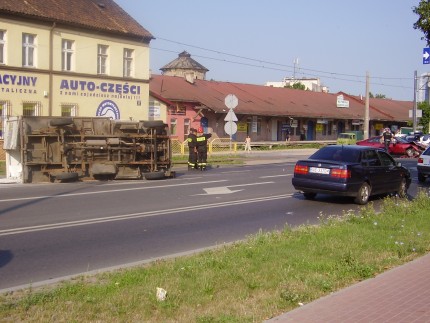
(266, 253), (430, 323)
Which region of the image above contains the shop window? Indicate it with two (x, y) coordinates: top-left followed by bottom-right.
(97, 44), (108, 75)
(123, 48), (134, 77)
(61, 104), (77, 117)
(22, 33), (36, 67)
(62, 39), (74, 71)
(170, 118), (177, 135)
(247, 116), (261, 135)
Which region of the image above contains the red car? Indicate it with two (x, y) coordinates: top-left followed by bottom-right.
(356, 136), (422, 157)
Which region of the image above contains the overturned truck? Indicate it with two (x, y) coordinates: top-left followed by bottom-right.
(4, 116), (174, 183)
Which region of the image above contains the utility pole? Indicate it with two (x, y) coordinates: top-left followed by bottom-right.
(364, 71), (370, 139)
(293, 58), (299, 79)
(413, 70), (417, 132)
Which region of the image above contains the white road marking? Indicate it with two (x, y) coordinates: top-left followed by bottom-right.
(0, 194), (294, 236)
(0, 180), (228, 203)
(259, 174), (292, 178)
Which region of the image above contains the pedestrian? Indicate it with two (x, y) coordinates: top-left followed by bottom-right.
(382, 128), (393, 153)
(300, 127), (306, 141)
(285, 129), (290, 142)
(187, 128), (198, 170)
(244, 135), (251, 152)
(196, 127), (212, 170)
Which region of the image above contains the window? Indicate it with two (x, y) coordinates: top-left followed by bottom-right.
(22, 33), (36, 67)
(0, 30), (5, 64)
(97, 44), (108, 75)
(170, 118), (177, 135)
(148, 99), (161, 120)
(22, 102), (41, 116)
(246, 116), (261, 135)
(62, 39), (74, 71)
(61, 104), (77, 117)
(184, 119), (190, 135)
(0, 101), (11, 138)
(123, 48), (134, 77)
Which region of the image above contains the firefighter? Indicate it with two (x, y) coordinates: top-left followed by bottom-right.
(187, 128), (198, 170)
(382, 128), (393, 153)
(196, 127), (212, 170)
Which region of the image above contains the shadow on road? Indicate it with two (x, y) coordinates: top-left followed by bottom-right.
(0, 249), (13, 268)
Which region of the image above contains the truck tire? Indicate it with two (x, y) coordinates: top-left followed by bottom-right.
(55, 172), (79, 181)
(144, 171), (165, 180)
(142, 120), (165, 128)
(49, 118), (74, 127)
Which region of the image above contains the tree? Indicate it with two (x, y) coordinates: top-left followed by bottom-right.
(418, 101), (430, 133)
(413, 0), (430, 45)
(285, 82), (306, 90)
(369, 92), (387, 99)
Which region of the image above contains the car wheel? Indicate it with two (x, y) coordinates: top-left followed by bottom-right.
(354, 183), (371, 205)
(396, 178), (408, 198)
(303, 192), (317, 200)
(405, 148), (415, 157)
(418, 172), (426, 183)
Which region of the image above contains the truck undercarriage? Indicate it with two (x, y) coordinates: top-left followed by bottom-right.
(5, 117), (173, 183)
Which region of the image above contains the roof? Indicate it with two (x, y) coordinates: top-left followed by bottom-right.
(0, 0), (153, 41)
(160, 51), (209, 72)
(150, 74), (412, 122)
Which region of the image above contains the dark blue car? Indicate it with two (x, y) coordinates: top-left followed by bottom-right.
(292, 145), (411, 205)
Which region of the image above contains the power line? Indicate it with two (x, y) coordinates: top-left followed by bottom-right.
(152, 46), (414, 91)
(154, 37), (413, 82)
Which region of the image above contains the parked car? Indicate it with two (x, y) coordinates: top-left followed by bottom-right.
(417, 134), (430, 148)
(356, 136), (422, 157)
(292, 145), (411, 205)
(417, 145), (430, 183)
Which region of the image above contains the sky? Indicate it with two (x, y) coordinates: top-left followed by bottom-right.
(115, 0), (428, 102)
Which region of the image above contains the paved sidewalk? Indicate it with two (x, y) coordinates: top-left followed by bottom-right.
(266, 253), (430, 322)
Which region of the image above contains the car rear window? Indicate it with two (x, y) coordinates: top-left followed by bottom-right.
(423, 147), (430, 156)
(310, 147), (360, 163)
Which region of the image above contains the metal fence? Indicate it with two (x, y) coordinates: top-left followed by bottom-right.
(172, 138), (335, 156)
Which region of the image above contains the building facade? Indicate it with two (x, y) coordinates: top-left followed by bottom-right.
(0, 0), (155, 138)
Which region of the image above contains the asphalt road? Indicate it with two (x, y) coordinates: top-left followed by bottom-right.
(0, 154), (424, 292)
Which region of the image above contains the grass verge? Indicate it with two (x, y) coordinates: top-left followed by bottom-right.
(1, 193), (430, 322)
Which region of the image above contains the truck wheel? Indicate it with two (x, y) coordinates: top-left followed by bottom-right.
(144, 171), (165, 180)
(49, 118), (74, 127)
(142, 121), (165, 128)
(55, 172), (79, 181)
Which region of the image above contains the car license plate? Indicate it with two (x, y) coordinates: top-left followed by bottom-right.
(309, 167), (330, 174)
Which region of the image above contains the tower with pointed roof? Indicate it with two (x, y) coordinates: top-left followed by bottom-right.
(160, 51), (209, 81)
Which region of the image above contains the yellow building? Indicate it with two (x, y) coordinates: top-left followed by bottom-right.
(0, 0), (156, 138)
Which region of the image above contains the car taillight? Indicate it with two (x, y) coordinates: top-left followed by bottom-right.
(418, 157), (423, 163)
(331, 169), (351, 178)
(294, 164), (308, 174)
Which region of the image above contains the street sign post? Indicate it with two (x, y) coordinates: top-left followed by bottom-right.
(423, 48), (430, 64)
(224, 94), (238, 151)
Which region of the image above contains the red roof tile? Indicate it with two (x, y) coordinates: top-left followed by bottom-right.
(150, 74), (411, 122)
(0, 0), (153, 41)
